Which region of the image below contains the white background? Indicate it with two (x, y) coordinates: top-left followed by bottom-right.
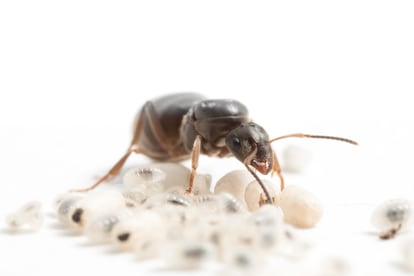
(1, 1), (413, 275)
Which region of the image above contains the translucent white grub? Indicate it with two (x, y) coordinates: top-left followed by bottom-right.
(54, 193), (84, 226)
(111, 210), (164, 250)
(282, 144), (312, 173)
(143, 192), (193, 210)
(67, 190), (126, 229)
(244, 179), (279, 212)
(214, 170), (255, 208)
(122, 188), (148, 208)
(279, 185), (323, 228)
(248, 204), (284, 228)
(401, 237), (414, 272)
(132, 162), (190, 190)
(163, 240), (215, 269)
(195, 193), (246, 215)
(371, 198), (413, 239)
(221, 244), (263, 275)
(123, 167), (166, 190)
(84, 209), (132, 243)
(6, 201), (44, 231)
(165, 173), (212, 196)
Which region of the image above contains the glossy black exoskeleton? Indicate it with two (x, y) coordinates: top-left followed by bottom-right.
(74, 92), (357, 204)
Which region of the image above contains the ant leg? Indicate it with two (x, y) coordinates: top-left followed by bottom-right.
(71, 146), (141, 192)
(71, 106), (148, 193)
(272, 152), (285, 191)
(186, 135), (201, 194)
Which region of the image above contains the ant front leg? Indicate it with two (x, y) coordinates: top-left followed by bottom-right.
(186, 135), (202, 194)
(272, 152), (285, 191)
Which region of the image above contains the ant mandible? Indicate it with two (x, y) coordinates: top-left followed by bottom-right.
(72, 92), (357, 204)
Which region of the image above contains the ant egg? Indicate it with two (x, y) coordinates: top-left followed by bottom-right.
(84, 209), (132, 243)
(214, 170), (255, 208)
(123, 167), (166, 190)
(68, 190), (126, 229)
(163, 240), (215, 269)
(111, 210), (164, 250)
(282, 144), (312, 173)
(244, 179), (279, 212)
(6, 201), (44, 231)
(371, 198), (413, 239)
(279, 185), (323, 228)
(401, 238), (414, 272)
(54, 193), (84, 225)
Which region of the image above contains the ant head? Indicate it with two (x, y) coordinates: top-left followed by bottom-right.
(225, 122), (273, 175)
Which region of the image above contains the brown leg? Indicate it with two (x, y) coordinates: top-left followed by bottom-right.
(186, 135), (201, 194)
(71, 146), (141, 192)
(272, 152), (285, 191)
(71, 106), (148, 193)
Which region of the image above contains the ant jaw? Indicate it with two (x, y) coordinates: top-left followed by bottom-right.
(251, 159), (272, 175)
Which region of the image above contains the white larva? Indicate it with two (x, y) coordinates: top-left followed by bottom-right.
(221, 244), (263, 275)
(143, 192), (193, 210)
(6, 201), (43, 231)
(111, 210), (164, 250)
(371, 198), (413, 239)
(54, 193), (84, 226)
(248, 204), (284, 228)
(84, 209), (132, 243)
(128, 162), (189, 191)
(68, 190), (126, 229)
(165, 173), (212, 196)
(195, 193), (246, 215)
(123, 167), (166, 190)
(163, 240), (215, 269)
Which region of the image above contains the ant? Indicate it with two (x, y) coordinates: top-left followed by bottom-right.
(72, 92), (357, 204)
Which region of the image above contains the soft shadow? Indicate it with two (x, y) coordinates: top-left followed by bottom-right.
(389, 260), (412, 274)
(102, 246), (127, 255)
(0, 227), (39, 235)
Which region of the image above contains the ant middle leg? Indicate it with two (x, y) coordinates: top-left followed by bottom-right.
(186, 135), (201, 194)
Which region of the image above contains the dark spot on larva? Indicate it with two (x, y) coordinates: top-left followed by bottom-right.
(184, 247), (206, 259)
(235, 254), (251, 267)
(386, 207), (406, 222)
(72, 208), (83, 223)
(117, 233), (130, 242)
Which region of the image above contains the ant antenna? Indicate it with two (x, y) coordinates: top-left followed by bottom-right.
(269, 133), (358, 145)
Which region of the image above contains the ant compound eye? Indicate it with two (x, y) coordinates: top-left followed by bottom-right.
(232, 137), (241, 148)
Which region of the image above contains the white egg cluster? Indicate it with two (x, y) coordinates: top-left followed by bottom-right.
(52, 163), (324, 273)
